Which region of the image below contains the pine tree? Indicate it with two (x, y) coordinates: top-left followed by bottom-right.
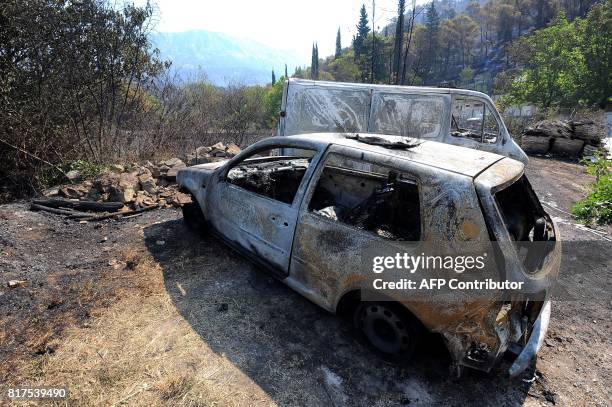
(354, 5), (370, 60)
(335, 27), (342, 58)
(354, 4), (371, 81)
(392, 0), (406, 84)
(272, 69), (276, 85)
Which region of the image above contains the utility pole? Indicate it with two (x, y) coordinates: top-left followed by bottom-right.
(371, 0), (375, 84)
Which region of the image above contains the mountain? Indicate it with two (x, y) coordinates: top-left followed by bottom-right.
(151, 30), (306, 85)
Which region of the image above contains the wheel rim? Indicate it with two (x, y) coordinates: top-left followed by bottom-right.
(358, 304), (411, 355)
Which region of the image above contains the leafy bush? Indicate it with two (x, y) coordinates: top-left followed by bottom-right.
(572, 154), (612, 225)
(505, 3), (611, 108)
(67, 160), (108, 180)
(38, 160), (107, 189)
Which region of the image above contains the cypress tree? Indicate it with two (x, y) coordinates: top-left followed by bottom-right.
(335, 27), (342, 58)
(285, 64), (288, 78)
(311, 43), (316, 79)
(272, 69), (276, 85)
(314, 43), (319, 79)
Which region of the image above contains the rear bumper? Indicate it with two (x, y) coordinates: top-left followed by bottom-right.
(508, 300), (551, 377)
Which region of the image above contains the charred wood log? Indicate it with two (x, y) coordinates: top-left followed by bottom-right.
(30, 203), (90, 218)
(550, 138), (584, 156)
(521, 136), (551, 154)
(570, 121), (606, 145)
(32, 198), (124, 212)
(76, 204), (159, 222)
(523, 120), (573, 139)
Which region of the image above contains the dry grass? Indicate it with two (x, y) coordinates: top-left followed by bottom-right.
(155, 374), (192, 401)
(5, 241), (274, 406)
(30, 285), (272, 405)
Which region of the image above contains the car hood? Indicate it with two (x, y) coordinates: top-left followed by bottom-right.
(177, 160), (228, 196)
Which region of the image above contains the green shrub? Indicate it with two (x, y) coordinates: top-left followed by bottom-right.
(572, 153), (612, 225)
(39, 160), (108, 189)
(67, 160), (107, 180)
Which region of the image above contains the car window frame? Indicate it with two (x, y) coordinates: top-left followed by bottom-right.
(301, 147), (425, 244)
(219, 142), (322, 209)
(450, 95), (501, 145)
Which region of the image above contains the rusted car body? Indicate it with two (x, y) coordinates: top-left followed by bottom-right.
(278, 79), (528, 164)
(177, 133), (560, 376)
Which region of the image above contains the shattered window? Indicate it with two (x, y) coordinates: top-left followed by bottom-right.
(226, 147), (316, 205)
(451, 97), (499, 144)
(370, 93), (445, 139)
(308, 154), (421, 241)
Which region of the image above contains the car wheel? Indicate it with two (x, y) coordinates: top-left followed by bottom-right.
(353, 302), (419, 362)
(181, 200), (206, 232)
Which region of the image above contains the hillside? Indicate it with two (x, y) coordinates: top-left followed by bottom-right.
(151, 30), (305, 85)
(297, 0), (606, 98)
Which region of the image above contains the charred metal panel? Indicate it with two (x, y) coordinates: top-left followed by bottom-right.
(475, 159), (561, 295)
(200, 138), (326, 275)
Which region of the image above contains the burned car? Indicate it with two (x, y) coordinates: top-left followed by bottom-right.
(177, 132), (560, 376)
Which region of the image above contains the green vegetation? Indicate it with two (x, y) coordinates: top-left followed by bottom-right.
(354, 5), (372, 82)
(311, 43), (319, 79)
(572, 154), (612, 225)
(262, 77), (286, 128)
(0, 0), (284, 199)
(1, 0), (609, 201)
(293, 0), (608, 108)
(505, 2), (611, 108)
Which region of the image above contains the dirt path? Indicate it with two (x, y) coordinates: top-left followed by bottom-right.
(0, 157), (610, 406)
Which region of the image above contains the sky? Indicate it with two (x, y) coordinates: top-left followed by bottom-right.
(144, 0), (415, 63)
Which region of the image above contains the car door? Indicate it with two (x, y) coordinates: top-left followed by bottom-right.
(288, 146), (426, 310)
(206, 142), (322, 277)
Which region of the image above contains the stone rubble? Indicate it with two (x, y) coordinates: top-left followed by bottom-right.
(42, 142), (241, 209)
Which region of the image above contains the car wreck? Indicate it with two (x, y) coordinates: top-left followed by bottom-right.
(178, 128), (560, 377)
(278, 79), (528, 164)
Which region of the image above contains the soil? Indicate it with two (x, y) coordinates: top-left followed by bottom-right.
(0, 156), (610, 406)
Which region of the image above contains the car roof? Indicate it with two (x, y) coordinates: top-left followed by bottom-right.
(283, 133), (517, 178)
(287, 78), (493, 100)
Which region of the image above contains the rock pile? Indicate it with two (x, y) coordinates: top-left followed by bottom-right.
(186, 142), (241, 166)
(45, 164), (190, 209)
(521, 119), (607, 157)
(42, 142), (241, 210)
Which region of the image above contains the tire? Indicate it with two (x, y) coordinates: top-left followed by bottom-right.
(181, 200), (206, 233)
(353, 302), (420, 363)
